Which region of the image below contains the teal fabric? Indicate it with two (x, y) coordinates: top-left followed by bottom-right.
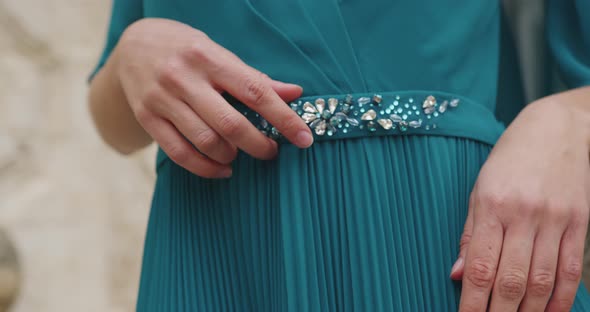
(93, 1), (590, 311)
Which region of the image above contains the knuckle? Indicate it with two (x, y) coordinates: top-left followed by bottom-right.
(133, 106), (153, 125)
(465, 257), (496, 289)
(156, 59), (186, 91)
(497, 269), (528, 300)
(182, 42), (214, 65)
(243, 74), (271, 107)
(479, 191), (510, 211)
(552, 298), (574, 311)
(194, 128), (220, 152)
(528, 270), (554, 297)
(561, 261), (582, 282)
(167, 144), (191, 164)
(217, 113), (244, 138)
(140, 87), (164, 108)
(459, 303), (481, 312)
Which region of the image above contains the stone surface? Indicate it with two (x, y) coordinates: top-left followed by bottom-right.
(0, 1), (156, 311)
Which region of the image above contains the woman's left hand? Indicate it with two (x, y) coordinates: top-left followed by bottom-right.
(451, 88), (590, 312)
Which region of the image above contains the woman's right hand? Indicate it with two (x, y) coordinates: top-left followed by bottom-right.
(112, 18), (313, 178)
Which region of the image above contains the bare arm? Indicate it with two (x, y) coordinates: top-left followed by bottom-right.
(88, 44), (152, 155)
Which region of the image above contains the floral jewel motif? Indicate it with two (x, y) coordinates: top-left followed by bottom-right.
(250, 93), (461, 140)
(300, 98), (359, 136)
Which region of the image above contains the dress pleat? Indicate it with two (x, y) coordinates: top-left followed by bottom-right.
(136, 134), (590, 311)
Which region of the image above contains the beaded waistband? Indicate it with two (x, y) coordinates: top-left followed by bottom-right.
(231, 91), (505, 145)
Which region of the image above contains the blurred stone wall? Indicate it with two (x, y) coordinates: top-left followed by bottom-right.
(0, 1), (157, 311)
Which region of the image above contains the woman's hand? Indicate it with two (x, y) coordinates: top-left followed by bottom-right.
(451, 88), (590, 312)
(110, 18), (313, 178)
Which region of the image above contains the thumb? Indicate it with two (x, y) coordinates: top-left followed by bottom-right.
(450, 198), (475, 280)
(269, 80), (303, 102)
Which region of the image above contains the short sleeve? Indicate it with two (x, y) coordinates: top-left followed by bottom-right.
(546, 0), (590, 89)
(89, 0), (143, 81)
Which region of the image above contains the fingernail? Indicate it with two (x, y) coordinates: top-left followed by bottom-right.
(450, 257), (464, 277)
(295, 131), (314, 148)
(217, 168), (233, 178)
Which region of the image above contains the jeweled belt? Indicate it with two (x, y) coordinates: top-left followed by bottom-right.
(229, 91), (506, 145)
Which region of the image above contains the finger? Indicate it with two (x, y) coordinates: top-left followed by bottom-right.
(156, 68), (280, 160)
(459, 208), (503, 312)
(210, 59), (314, 148)
(519, 228), (562, 312)
(451, 193), (476, 280)
(269, 79), (303, 102)
(546, 218), (588, 312)
(138, 111), (232, 178)
(152, 91), (238, 165)
(488, 224), (535, 312)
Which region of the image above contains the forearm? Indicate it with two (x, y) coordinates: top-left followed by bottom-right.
(527, 85), (590, 153)
(88, 49), (153, 155)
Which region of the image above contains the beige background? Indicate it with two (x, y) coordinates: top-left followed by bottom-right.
(0, 1), (589, 312)
(0, 1), (157, 311)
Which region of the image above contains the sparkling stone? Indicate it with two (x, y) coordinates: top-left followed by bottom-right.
(345, 123), (350, 128)
(372, 94), (383, 104)
(425, 125), (430, 130)
(433, 112), (439, 117)
(409, 119), (422, 128)
(328, 98), (338, 114)
(341, 104), (351, 113)
(297, 109), (303, 115)
(424, 106), (436, 114)
(409, 98), (414, 103)
(260, 119), (269, 129)
(427, 115), (432, 119)
(314, 120), (327, 135)
(343, 128), (348, 133)
(390, 114), (403, 123)
(422, 95), (437, 109)
(327, 130), (334, 136)
(399, 120), (408, 131)
(402, 114), (408, 120)
(432, 124), (438, 129)
(378, 119), (393, 130)
(394, 101), (399, 106)
(439, 100), (449, 113)
(412, 105), (417, 110)
(361, 109), (377, 120)
(290, 102), (298, 110)
(347, 118), (360, 126)
(380, 110), (385, 115)
(353, 111), (359, 116)
(322, 110), (333, 119)
(302, 113), (318, 123)
(385, 109), (391, 114)
(450, 99), (460, 107)
(345, 94), (353, 104)
(407, 111), (413, 115)
(360, 108), (365, 113)
(270, 127), (280, 139)
(315, 98), (326, 113)
(396, 108), (403, 113)
(367, 121), (377, 132)
(358, 97), (371, 105)
(338, 124), (343, 128)
(395, 95), (401, 100)
(309, 119), (322, 129)
(330, 116), (341, 126)
(404, 103), (410, 109)
(303, 102), (317, 113)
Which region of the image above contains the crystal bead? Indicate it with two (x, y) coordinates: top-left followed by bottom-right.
(297, 109), (303, 115)
(328, 98), (338, 114)
(433, 112), (439, 117)
(402, 114), (408, 120)
(409, 98), (414, 103)
(361, 109), (377, 120)
(422, 95), (436, 109)
(390, 114), (403, 123)
(314, 120), (327, 135)
(315, 98), (326, 113)
(357, 97), (371, 105)
(347, 118), (360, 126)
(438, 100), (448, 113)
(450, 99), (460, 107)
(322, 110), (332, 120)
(302, 113), (318, 123)
(309, 119), (321, 129)
(394, 101), (399, 106)
(341, 104), (351, 113)
(396, 108), (403, 113)
(330, 116), (341, 126)
(345, 94), (353, 104)
(377, 119), (393, 130)
(409, 119), (422, 128)
(270, 127), (280, 139)
(303, 102), (317, 113)
(372, 94), (382, 104)
(404, 103), (410, 109)
(290, 102), (298, 110)
(260, 119), (269, 129)
(399, 120), (408, 131)
(367, 121), (377, 132)
(424, 106), (436, 114)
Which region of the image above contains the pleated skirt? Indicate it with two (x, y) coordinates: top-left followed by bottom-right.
(136, 135), (590, 311)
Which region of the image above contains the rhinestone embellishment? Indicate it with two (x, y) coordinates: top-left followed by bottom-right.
(249, 94), (460, 140)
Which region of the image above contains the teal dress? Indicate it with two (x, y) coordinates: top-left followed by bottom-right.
(94, 1), (590, 311)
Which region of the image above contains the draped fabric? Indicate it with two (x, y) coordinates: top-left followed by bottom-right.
(92, 0), (590, 310)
